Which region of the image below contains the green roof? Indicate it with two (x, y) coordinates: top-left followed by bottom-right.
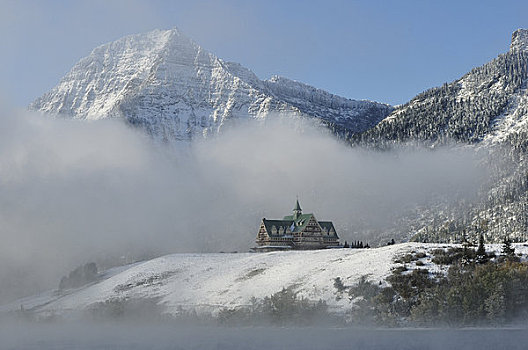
(318, 221), (337, 235)
(262, 219), (294, 237)
(283, 213), (313, 231)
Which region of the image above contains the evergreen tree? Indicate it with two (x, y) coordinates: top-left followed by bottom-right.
(476, 233), (488, 264)
(501, 236), (516, 260)
(333, 277), (346, 293)
(485, 283), (505, 324)
(461, 230), (474, 263)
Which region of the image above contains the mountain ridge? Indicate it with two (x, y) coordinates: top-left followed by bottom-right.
(359, 29), (528, 147)
(31, 28), (392, 141)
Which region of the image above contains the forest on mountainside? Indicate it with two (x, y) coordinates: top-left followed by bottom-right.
(326, 49), (528, 245)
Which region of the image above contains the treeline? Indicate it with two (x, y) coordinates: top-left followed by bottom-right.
(343, 240), (370, 248)
(343, 242), (528, 326)
(82, 287), (333, 326)
(217, 287), (333, 326)
(59, 262), (98, 291)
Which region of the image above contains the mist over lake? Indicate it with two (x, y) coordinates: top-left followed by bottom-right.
(3, 322), (528, 350)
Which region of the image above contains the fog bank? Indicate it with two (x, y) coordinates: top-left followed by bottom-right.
(0, 106), (485, 303)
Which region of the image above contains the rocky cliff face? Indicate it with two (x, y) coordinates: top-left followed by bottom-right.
(31, 28), (392, 141)
(511, 29), (528, 52)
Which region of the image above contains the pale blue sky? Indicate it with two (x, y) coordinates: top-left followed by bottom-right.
(1, 0), (527, 107)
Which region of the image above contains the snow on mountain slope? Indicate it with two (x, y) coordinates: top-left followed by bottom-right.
(30, 28), (392, 141)
(351, 30), (528, 245)
(264, 76), (392, 133)
(471, 29), (528, 145)
(511, 28), (528, 52)
(480, 29), (528, 145)
(363, 29), (528, 147)
(6, 242), (528, 318)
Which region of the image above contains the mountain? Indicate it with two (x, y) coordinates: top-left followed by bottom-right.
(29, 27), (528, 244)
(30, 28), (392, 141)
(355, 29), (528, 244)
(358, 29), (528, 147)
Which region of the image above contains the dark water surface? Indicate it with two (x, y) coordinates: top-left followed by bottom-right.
(2, 323), (528, 350)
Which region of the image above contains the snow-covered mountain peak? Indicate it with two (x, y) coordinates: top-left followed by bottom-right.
(30, 28), (207, 121)
(31, 28), (392, 140)
(510, 29), (528, 52)
(91, 28), (190, 57)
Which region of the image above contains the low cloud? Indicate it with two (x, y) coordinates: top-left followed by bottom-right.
(0, 106), (485, 303)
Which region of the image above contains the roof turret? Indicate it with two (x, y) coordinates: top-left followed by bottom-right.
(293, 199), (302, 212)
(293, 199), (302, 220)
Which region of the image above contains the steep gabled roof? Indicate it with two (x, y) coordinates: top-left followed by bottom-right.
(282, 213), (319, 232)
(319, 221), (338, 236)
(293, 199), (302, 212)
(262, 219), (294, 237)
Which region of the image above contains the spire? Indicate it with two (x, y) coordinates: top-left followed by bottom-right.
(293, 199), (302, 220)
(293, 199), (302, 211)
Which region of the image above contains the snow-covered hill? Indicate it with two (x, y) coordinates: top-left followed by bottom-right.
(30, 28), (392, 141)
(5, 243), (528, 319)
(4, 246), (398, 317)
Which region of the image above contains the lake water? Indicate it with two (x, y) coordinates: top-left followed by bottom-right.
(2, 323), (528, 350)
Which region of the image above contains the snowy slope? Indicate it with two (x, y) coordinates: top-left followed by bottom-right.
(263, 76), (392, 133)
(31, 28), (392, 141)
(472, 30), (528, 145)
(5, 242), (528, 318)
(5, 247), (399, 317)
(364, 29), (528, 146)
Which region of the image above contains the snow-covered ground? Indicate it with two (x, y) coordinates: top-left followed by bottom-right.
(3, 242), (528, 318)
